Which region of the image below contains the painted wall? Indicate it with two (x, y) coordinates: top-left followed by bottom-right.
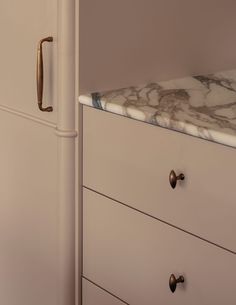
(80, 0), (236, 93)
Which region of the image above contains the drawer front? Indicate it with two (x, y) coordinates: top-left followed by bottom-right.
(83, 106), (236, 252)
(82, 279), (126, 305)
(83, 188), (236, 305)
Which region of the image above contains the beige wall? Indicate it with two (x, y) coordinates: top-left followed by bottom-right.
(80, 0), (236, 93)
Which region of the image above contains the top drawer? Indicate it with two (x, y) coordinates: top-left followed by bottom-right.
(83, 106), (236, 252)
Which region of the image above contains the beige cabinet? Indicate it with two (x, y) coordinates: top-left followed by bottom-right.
(83, 106), (236, 253)
(82, 105), (236, 304)
(0, 2), (59, 303)
(0, 1), (76, 304)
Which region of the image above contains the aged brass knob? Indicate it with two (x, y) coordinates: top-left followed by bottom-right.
(169, 274), (184, 293)
(169, 170), (185, 189)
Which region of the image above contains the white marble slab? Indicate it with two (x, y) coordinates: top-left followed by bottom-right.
(79, 69), (236, 148)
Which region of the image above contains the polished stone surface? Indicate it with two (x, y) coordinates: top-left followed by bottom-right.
(79, 69), (236, 148)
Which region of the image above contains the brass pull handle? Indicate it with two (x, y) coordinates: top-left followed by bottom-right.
(36, 37), (53, 112)
(169, 274), (184, 293)
(169, 170), (184, 189)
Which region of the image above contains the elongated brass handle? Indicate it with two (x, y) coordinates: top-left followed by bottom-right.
(169, 274), (184, 293)
(169, 170), (185, 189)
(36, 37), (53, 112)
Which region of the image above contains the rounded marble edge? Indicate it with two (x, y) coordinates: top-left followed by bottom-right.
(78, 95), (236, 149)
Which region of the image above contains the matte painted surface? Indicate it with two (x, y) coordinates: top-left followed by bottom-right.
(82, 279), (126, 305)
(83, 189), (236, 305)
(80, 0), (236, 93)
(83, 106), (236, 253)
(0, 111), (58, 305)
(0, 1), (77, 304)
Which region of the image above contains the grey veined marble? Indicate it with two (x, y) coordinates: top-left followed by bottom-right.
(79, 69), (236, 148)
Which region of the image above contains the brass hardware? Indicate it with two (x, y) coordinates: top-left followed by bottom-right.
(169, 170), (185, 189)
(36, 36), (53, 112)
(169, 274), (184, 293)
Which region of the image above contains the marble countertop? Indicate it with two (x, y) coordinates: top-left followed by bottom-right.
(79, 69), (236, 148)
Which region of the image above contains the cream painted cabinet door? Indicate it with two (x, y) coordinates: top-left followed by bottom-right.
(0, 0), (57, 122)
(0, 1), (60, 304)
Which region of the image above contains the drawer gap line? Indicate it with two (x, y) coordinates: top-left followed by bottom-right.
(82, 276), (130, 304)
(83, 185), (236, 255)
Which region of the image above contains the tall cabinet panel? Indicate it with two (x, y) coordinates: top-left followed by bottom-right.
(0, 1), (74, 304)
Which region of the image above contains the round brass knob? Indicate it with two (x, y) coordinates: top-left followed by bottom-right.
(169, 170), (185, 189)
(169, 274), (185, 293)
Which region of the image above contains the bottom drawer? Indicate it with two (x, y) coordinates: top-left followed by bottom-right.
(83, 188), (236, 305)
(82, 278), (126, 305)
